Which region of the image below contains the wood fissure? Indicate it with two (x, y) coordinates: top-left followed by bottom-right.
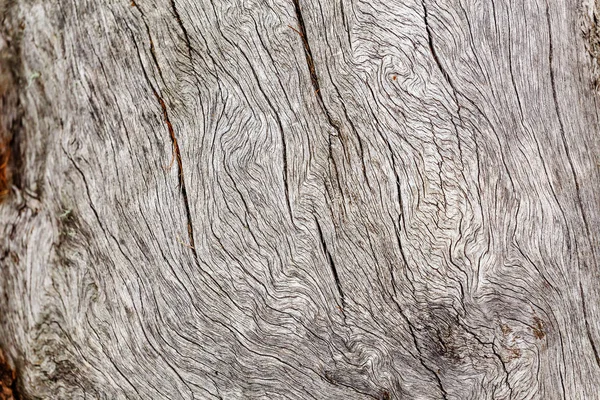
(127, 16), (198, 252)
(290, 0), (343, 137)
(580, 282), (600, 368)
(314, 217), (345, 308)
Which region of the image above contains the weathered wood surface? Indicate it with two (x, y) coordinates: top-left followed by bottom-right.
(1, 0), (600, 398)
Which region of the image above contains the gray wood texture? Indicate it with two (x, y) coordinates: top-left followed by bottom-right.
(1, 0), (600, 398)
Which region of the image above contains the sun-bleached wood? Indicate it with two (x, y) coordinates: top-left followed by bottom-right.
(1, 0), (600, 398)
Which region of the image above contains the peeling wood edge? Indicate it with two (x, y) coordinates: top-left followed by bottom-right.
(0, 348), (18, 400)
(582, 0), (600, 90)
(0, 1), (26, 397)
(0, 0), (25, 202)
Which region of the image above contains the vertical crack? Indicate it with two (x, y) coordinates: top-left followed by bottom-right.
(422, 0), (452, 87)
(314, 217), (346, 310)
(169, 0), (193, 60)
(545, 2), (595, 257)
(290, 0), (372, 189)
(126, 20), (199, 257)
(289, 0), (342, 138)
(392, 301), (449, 400)
(153, 90), (198, 254)
(421, 0), (461, 112)
(580, 282), (600, 368)
(290, 0), (364, 202)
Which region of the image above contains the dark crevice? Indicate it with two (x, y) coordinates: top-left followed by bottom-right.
(338, 0), (352, 48)
(132, 4), (167, 90)
(392, 215), (417, 295)
(392, 301), (449, 400)
(166, 1), (221, 243)
(169, 0), (193, 60)
(545, 3), (596, 269)
(584, 0), (600, 89)
(290, 0), (343, 141)
(7, 117), (22, 193)
(314, 217), (346, 309)
(290, 0), (353, 209)
(421, 0), (460, 111)
(153, 92), (198, 254)
(126, 21), (199, 259)
(580, 283), (600, 368)
(457, 319), (514, 395)
(291, 1), (372, 188)
(144, 24), (167, 88)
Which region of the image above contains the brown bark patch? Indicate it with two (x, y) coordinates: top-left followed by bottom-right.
(0, 350), (16, 400)
(0, 2), (22, 202)
(0, 139), (9, 200)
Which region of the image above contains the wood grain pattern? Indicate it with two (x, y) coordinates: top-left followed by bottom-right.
(1, 0), (600, 398)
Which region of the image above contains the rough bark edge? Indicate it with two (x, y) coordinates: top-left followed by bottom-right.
(582, 0), (600, 89)
(0, 0), (24, 398)
(0, 0), (23, 200)
(0, 349), (17, 400)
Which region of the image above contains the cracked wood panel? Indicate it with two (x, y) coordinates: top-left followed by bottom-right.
(1, 0), (600, 398)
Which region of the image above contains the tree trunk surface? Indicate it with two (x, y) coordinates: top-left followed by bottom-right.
(1, 0), (600, 398)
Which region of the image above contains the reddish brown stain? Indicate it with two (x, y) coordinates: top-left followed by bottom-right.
(0, 350), (16, 400)
(0, 55), (19, 203)
(509, 347), (522, 359)
(532, 317), (546, 340)
(0, 142), (9, 201)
